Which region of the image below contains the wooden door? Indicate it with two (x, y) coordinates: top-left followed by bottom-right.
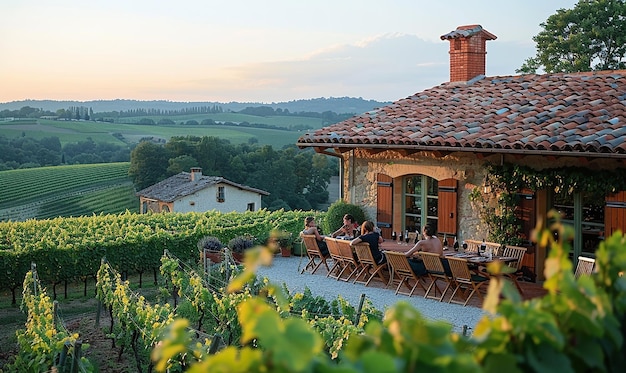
(605, 191), (626, 239)
(437, 178), (457, 235)
(376, 174), (393, 239)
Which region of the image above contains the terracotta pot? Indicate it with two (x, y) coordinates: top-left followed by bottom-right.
(203, 250), (223, 263)
(280, 247), (292, 257)
(232, 252), (245, 263)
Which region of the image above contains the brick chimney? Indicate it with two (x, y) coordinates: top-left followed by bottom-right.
(190, 167), (202, 181)
(440, 25), (496, 82)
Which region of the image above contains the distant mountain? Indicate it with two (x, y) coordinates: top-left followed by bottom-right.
(0, 97), (391, 115)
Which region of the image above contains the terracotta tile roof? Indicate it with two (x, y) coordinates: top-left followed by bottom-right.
(137, 172), (269, 202)
(297, 70), (626, 157)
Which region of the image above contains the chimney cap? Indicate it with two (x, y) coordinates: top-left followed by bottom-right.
(440, 24), (497, 41)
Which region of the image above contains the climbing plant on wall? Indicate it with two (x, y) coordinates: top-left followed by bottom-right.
(470, 163), (626, 245)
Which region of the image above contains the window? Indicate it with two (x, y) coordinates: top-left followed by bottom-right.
(247, 203), (255, 211)
(403, 175), (438, 233)
(142, 201), (148, 214)
(551, 190), (604, 257)
(161, 205), (170, 213)
(217, 186), (225, 202)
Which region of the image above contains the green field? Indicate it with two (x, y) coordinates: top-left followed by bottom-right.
(0, 162), (138, 221)
(0, 113), (319, 148)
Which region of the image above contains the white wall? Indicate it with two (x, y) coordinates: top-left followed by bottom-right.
(173, 184), (262, 213)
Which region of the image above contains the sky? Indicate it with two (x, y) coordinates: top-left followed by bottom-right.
(1, 0), (579, 104)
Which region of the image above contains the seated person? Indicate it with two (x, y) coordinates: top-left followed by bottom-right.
(404, 225), (451, 276)
(350, 220), (386, 265)
(301, 216), (329, 257)
(331, 214), (359, 238)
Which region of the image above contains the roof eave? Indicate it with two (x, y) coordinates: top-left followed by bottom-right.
(296, 142), (626, 159)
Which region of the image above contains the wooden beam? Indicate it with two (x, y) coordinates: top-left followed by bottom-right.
(398, 149), (420, 156)
(367, 148), (387, 155)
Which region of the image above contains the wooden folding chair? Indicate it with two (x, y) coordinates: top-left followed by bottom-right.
(574, 256), (596, 278)
(385, 251), (426, 296)
(419, 252), (453, 302)
(464, 239), (481, 253)
(324, 237), (345, 280)
(353, 243), (389, 286)
(335, 239), (362, 282)
(500, 245), (527, 294)
(299, 234), (330, 275)
(447, 256), (489, 306)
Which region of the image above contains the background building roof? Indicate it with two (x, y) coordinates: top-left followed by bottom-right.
(137, 172), (269, 202)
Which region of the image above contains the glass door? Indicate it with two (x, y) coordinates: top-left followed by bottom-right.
(403, 175), (438, 234)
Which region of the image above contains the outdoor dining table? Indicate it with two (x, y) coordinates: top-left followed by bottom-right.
(442, 251), (519, 265)
(380, 240), (412, 253)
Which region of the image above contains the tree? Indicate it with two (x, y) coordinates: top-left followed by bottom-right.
(518, 0), (626, 74)
(166, 155), (198, 175)
(128, 141), (171, 190)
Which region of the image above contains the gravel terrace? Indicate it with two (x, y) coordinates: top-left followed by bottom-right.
(256, 255), (488, 334)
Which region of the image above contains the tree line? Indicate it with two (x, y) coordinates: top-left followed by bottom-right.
(0, 135), (130, 171)
(129, 136), (337, 211)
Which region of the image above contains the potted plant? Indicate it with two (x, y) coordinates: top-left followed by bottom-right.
(197, 236), (224, 264)
(277, 231), (293, 257)
(227, 235), (255, 263)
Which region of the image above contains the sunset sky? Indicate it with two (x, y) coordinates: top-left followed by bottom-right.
(2, 0), (578, 103)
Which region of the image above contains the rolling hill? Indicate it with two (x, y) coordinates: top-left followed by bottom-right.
(0, 163), (137, 221)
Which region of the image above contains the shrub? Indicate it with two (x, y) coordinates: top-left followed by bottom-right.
(196, 236), (223, 252)
(227, 235), (255, 254)
(322, 200), (368, 235)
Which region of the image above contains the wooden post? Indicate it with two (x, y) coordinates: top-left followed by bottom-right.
(31, 263), (38, 297)
(95, 300), (102, 327)
(354, 293), (366, 324)
(53, 301), (59, 331)
(57, 341), (70, 368)
(208, 334), (222, 354)
(70, 340), (82, 373)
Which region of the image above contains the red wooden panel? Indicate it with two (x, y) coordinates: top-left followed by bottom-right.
(605, 191), (626, 238)
(376, 174), (393, 239)
(515, 189), (536, 243)
(437, 178), (457, 235)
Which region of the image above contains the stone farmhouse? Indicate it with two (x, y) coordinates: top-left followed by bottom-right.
(296, 24), (626, 281)
(136, 167), (269, 214)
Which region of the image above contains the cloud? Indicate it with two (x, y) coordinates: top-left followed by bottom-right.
(170, 34), (537, 103)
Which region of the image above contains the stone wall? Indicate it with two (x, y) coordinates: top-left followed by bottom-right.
(337, 148), (625, 243)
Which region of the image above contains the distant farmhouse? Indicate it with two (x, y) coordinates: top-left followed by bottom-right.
(136, 168), (269, 214)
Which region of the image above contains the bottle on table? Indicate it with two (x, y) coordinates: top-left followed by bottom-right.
(480, 239), (487, 256)
(453, 237), (459, 251)
(391, 231), (397, 242)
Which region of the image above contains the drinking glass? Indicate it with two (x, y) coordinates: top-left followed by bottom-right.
(397, 232), (403, 245)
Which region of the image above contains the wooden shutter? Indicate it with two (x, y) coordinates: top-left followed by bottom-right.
(515, 189), (536, 242)
(437, 178), (457, 235)
(515, 189), (536, 277)
(376, 174), (393, 239)
(605, 191), (626, 238)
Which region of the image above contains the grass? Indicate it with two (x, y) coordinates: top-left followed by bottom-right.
(0, 114), (319, 148)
